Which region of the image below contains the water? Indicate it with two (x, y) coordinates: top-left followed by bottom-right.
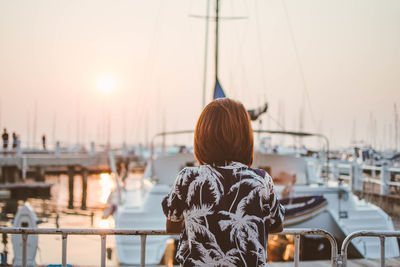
(1, 173), (121, 266)
(1, 172), (399, 266)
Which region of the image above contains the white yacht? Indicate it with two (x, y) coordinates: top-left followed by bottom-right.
(252, 152), (399, 259)
(110, 131), (399, 264)
(113, 151), (196, 265)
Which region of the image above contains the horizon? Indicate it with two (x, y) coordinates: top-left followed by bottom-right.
(0, 0), (399, 150)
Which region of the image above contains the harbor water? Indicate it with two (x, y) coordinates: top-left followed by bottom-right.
(1, 171), (400, 266)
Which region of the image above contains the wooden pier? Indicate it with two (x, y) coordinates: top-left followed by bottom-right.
(0, 152), (130, 210)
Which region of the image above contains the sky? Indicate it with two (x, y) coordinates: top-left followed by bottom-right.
(0, 0), (399, 150)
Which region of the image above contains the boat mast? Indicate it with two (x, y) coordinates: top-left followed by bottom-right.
(202, 0), (210, 109)
(395, 103), (399, 151)
(215, 0), (220, 83)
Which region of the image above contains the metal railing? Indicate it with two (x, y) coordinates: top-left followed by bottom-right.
(339, 230), (400, 267)
(0, 227), (339, 267)
(329, 162), (400, 194)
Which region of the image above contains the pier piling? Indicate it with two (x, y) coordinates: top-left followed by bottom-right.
(35, 166), (45, 182)
(1, 166), (19, 184)
(68, 166), (75, 209)
(81, 168), (88, 210)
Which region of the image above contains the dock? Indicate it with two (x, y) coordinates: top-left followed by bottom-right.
(270, 258), (400, 266)
(0, 151), (136, 210)
(333, 161), (400, 218)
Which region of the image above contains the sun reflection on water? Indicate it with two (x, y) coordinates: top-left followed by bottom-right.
(99, 173), (116, 204)
(98, 217), (115, 229)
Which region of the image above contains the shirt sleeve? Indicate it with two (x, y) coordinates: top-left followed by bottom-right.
(262, 173), (285, 232)
(161, 168), (187, 222)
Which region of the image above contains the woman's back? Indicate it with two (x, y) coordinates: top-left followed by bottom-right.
(162, 161), (284, 267)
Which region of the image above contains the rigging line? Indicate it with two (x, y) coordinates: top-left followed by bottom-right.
(281, 0), (317, 130)
(134, 0), (164, 138)
(202, 0), (211, 108)
(234, 13), (251, 101)
(267, 114), (285, 130)
(254, 0), (268, 100)
(226, 0), (248, 100)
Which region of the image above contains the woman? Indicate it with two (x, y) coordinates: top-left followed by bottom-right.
(162, 98), (284, 266)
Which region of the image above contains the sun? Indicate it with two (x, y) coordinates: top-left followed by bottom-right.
(97, 74), (116, 94)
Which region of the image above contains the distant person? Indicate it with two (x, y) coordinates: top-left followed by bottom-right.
(12, 132), (18, 150)
(42, 134), (46, 150)
(162, 98), (284, 266)
(2, 128), (9, 151)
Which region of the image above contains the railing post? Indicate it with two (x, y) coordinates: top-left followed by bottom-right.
(22, 234), (27, 267)
(351, 162), (362, 192)
(140, 235), (147, 267)
(22, 156), (28, 179)
(294, 234), (300, 267)
(62, 234), (67, 267)
(380, 236), (385, 267)
(380, 163), (390, 195)
(332, 162), (339, 180)
(101, 235), (106, 267)
(55, 141), (60, 157)
(341, 250), (347, 267)
(336, 254), (343, 267)
(90, 141), (96, 156)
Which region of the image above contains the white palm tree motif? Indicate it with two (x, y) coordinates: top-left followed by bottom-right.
(219, 196), (264, 267)
(220, 161), (246, 176)
(185, 165), (224, 228)
(184, 204), (217, 248)
(167, 167), (194, 206)
(186, 165), (224, 204)
(228, 169), (267, 212)
(190, 240), (240, 266)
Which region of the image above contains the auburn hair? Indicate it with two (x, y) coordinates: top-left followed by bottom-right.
(194, 98), (254, 166)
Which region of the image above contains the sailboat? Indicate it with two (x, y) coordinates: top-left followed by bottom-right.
(251, 133), (399, 259)
(207, 0), (399, 259)
(109, 0), (399, 264)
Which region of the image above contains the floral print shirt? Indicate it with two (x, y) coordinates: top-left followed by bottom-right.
(162, 162), (285, 267)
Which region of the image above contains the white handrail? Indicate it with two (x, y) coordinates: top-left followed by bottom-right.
(340, 230), (400, 267)
(3, 227), (399, 267)
(0, 227), (338, 267)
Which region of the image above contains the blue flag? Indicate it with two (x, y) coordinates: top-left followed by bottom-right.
(213, 78), (226, 99)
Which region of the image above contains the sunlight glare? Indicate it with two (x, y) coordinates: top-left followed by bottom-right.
(98, 217), (114, 229)
(100, 173), (116, 204)
(97, 74), (116, 94)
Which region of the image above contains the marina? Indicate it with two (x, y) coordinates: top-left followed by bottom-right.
(0, 143), (399, 266)
(1, 0), (400, 266)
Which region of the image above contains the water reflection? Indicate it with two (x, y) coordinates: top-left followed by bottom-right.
(97, 217), (115, 229)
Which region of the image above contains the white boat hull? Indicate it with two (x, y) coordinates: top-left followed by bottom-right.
(280, 185), (399, 259)
(114, 184), (171, 265)
(12, 204), (38, 267)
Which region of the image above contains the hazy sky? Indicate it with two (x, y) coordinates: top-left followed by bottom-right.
(0, 0), (399, 150)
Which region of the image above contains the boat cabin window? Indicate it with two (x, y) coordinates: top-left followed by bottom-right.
(144, 152), (196, 185)
(21, 222), (29, 228)
(253, 153), (317, 184)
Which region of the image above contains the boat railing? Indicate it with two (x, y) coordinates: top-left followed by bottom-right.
(339, 230), (400, 267)
(0, 227), (339, 267)
(329, 162), (400, 194)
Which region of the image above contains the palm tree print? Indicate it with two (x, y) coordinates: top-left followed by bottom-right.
(184, 204), (216, 247)
(190, 240), (240, 266)
(219, 195), (265, 266)
(185, 165), (224, 205)
(162, 162), (285, 266)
